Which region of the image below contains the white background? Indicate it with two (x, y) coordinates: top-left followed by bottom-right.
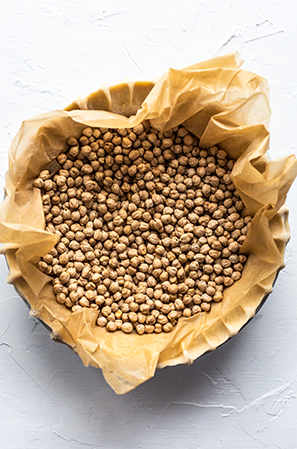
(1, 1), (297, 448)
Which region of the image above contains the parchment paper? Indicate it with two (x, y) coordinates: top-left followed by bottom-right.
(1, 52), (296, 394)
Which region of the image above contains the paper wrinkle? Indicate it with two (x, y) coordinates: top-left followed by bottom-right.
(0, 52), (296, 394)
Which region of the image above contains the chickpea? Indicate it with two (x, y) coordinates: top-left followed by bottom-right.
(36, 123), (251, 334)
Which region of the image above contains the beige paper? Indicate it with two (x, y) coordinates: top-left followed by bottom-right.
(1, 52), (296, 394)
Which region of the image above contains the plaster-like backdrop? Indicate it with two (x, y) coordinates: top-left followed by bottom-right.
(1, 1), (297, 448)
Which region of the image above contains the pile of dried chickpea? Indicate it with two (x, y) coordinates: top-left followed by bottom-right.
(35, 121), (251, 334)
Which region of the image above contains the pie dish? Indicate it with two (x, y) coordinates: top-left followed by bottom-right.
(0, 52), (296, 393)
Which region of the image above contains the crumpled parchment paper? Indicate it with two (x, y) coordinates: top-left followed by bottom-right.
(1, 52), (296, 394)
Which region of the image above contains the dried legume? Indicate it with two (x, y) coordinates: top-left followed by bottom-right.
(35, 122), (251, 334)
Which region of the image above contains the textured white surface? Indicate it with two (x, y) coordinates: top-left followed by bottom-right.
(1, 1), (297, 448)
